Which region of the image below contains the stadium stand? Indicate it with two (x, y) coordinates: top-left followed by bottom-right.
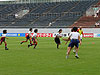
(0, 0), (99, 28)
(72, 1), (100, 27)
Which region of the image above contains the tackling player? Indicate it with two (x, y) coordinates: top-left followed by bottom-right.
(0, 30), (8, 50)
(64, 27), (81, 59)
(73, 26), (83, 53)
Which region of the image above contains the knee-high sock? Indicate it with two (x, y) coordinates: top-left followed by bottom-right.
(5, 43), (7, 47)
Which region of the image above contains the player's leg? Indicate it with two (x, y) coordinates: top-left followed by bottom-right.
(75, 43), (79, 58)
(57, 42), (61, 49)
(34, 40), (37, 49)
(57, 44), (59, 49)
(29, 38), (32, 45)
(67, 47), (71, 56)
(66, 42), (74, 59)
(4, 41), (8, 50)
(0, 41), (2, 45)
(0, 38), (3, 45)
(73, 47), (77, 53)
(73, 39), (81, 54)
(20, 38), (28, 44)
(28, 38), (35, 48)
(55, 38), (61, 49)
(66, 47), (73, 59)
(75, 47), (79, 59)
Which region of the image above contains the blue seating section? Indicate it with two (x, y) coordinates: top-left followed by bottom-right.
(0, 0), (99, 27)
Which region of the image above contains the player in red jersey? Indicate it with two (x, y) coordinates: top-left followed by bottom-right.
(28, 29), (38, 49)
(0, 30), (8, 50)
(20, 28), (32, 45)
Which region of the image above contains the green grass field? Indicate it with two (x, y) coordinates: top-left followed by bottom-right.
(0, 37), (100, 75)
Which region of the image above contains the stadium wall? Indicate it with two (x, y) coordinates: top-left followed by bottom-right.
(0, 28), (100, 33)
(0, 28), (100, 38)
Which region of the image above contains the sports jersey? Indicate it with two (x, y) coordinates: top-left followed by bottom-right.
(68, 32), (80, 48)
(77, 29), (83, 39)
(33, 33), (37, 39)
(25, 31), (32, 39)
(1, 34), (6, 42)
(56, 33), (62, 38)
(1, 34), (6, 37)
(69, 32), (80, 40)
(78, 29), (83, 35)
(55, 33), (61, 44)
(28, 31), (32, 36)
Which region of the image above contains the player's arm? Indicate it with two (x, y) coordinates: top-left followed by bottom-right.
(5, 37), (8, 39)
(63, 33), (72, 41)
(63, 37), (70, 41)
(5, 34), (8, 39)
(59, 35), (62, 38)
(63, 34), (71, 45)
(65, 37), (70, 45)
(59, 36), (62, 38)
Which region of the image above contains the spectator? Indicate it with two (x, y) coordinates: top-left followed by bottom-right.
(95, 22), (100, 27)
(94, 8), (100, 17)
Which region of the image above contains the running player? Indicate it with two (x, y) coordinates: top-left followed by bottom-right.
(20, 28), (32, 45)
(28, 29), (38, 49)
(54, 29), (62, 49)
(0, 30), (8, 50)
(73, 26), (83, 53)
(64, 27), (81, 59)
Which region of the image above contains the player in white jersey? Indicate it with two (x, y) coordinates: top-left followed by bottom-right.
(73, 26), (83, 53)
(54, 29), (62, 49)
(20, 28), (32, 45)
(64, 27), (81, 59)
(0, 30), (8, 50)
(28, 29), (38, 49)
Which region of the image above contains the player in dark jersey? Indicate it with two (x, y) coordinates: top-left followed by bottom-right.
(54, 29), (62, 49)
(0, 30), (8, 50)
